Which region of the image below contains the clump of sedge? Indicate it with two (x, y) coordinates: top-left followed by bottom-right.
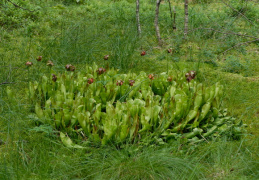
(116, 80), (124, 86)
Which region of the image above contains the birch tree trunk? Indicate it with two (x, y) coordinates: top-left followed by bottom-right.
(136, 0), (141, 36)
(184, 0), (188, 39)
(155, 0), (162, 46)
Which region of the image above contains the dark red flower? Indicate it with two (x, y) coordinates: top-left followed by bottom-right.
(185, 71), (196, 82)
(70, 65), (75, 71)
(116, 80), (124, 86)
(104, 55), (109, 60)
(87, 78), (94, 84)
(97, 68), (106, 75)
(148, 74), (154, 80)
(185, 73), (190, 78)
(141, 51), (146, 56)
(65, 64), (72, 70)
(52, 74), (57, 82)
(189, 71), (196, 79)
(25, 61), (33, 67)
(186, 76), (192, 82)
(46, 60), (54, 67)
(65, 64), (75, 71)
(36, 56), (42, 61)
(129, 80), (135, 86)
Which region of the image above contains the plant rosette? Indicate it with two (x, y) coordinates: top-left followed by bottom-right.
(21, 64), (246, 147)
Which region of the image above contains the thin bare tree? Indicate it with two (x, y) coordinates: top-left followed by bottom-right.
(173, 6), (176, 31)
(222, 38), (259, 55)
(155, 0), (162, 45)
(167, 0), (173, 30)
(6, 0), (34, 12)
(184, 0), (188, 39)
(136, 0), (141, 36)
(167, 0), (177, 31)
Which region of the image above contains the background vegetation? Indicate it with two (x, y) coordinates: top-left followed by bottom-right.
(0, 0), (258, 179)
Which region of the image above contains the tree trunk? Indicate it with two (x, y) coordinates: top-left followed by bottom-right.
(168, 0), (176, 31)
(136, 0), (141, 36)
(184, 0), (188, 39)
(155, 0), (162, 46)
(173, 6), (176, 30)
(168, 0), (173, 30)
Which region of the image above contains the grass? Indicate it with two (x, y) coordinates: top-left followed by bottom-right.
(0, 0), (259, 179)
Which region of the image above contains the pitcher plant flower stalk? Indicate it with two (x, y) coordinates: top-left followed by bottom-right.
(117, 80), (124, 99)
(26, 61), (33, 110)
(104, 55), (110, 70)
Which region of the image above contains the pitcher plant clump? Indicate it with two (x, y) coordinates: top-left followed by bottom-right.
(8, 63), (245, 146)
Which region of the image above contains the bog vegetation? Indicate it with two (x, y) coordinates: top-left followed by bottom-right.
(0, 0), (258, 179)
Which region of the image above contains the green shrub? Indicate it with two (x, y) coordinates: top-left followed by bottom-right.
(190, 0), (215, 4)
(223, 55), (247, 74)
(0, 0), (42, 29)
(61, 0), (86, 5)
(226, 0), (259, 22)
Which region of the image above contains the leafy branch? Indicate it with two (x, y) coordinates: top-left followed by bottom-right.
(222, 38), (259, 55)
(188, 28), (258, 39)
(6, 0), (34, 12)
(0, 82), (15, 85)
(221, 0), (256, 27)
